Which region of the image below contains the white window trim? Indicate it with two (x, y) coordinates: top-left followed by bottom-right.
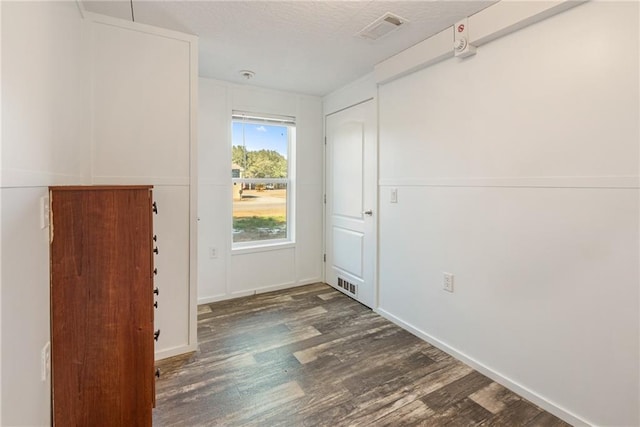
(231, 117), (296, 250)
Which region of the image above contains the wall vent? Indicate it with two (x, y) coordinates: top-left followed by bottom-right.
(337, 277), (357, 296)
(356, 12), (408, 41)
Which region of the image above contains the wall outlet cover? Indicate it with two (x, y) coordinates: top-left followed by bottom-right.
(40, 196), (50, 229)
(390, 188), (398, 203)
(443, 272), (454, 293)
(41, 341), (51, 381)
(209, 247), (218, 259)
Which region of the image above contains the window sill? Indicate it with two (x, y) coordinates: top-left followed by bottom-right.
(231, 241), (295, 255)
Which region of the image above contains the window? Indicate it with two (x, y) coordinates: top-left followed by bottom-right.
(231, 111), (295, 247)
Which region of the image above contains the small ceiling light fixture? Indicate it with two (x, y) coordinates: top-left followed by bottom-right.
(239, 70), (256, 80)
(357, 12), (408, 41)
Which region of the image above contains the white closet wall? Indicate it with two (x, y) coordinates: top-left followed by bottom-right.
(87, 14), (198, 359)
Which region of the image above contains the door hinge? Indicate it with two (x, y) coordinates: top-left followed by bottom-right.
(323, 194), (326, 204)
(324, 137), (327, 145)
(323, 254), (326, 262)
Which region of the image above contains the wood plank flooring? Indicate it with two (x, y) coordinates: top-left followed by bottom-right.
(153, 283), (571, 426)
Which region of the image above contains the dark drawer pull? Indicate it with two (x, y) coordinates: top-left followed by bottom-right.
(153, 268), (158, 275)
(154, 301), (158, 309)
(154, 330), (161, 341)
(155, 368), (161, 378)
(154, 287), (159, 295)
(153, 235), (157, 242)
(153, 247), (159, 255)
(153, 202), (158, 214)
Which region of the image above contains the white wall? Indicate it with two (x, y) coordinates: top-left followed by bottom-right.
(87, 13), (199, 360)
(198, 78), (323, 303)
(374, 2), (638, 426)
(1, 2), (89, 425)
(2, 2), (90, 187)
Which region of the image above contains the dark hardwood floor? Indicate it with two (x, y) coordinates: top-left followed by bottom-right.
(153, 283), (571, 426)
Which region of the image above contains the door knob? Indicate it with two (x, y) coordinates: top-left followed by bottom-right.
(363, 210), (373, 216)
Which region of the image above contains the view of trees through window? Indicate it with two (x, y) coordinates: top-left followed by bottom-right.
(231, 118), (292, 245)
(232, 146), (287, 179)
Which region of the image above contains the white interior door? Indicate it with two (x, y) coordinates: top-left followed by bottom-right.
(325, 100), (376, 308)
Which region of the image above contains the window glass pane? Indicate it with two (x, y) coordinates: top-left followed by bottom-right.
(232, 122), (288, 178)
(231, 120), (291, 245)
(233, 183), (287, 243)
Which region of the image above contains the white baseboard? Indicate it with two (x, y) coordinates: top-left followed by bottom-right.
(197, 278), (323, 305)
(297, 277), (323, 286)
(155, 343), (197, 361)
(374, 308), (591, 427)
(197, 294), (230, 305)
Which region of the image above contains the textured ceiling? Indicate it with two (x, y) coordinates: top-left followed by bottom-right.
(81, 1), (495, 96)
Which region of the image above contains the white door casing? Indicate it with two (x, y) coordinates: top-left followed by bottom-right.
(325, 100), (376, 308)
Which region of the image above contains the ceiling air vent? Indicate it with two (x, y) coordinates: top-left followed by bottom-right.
(357, 12), (408, 41)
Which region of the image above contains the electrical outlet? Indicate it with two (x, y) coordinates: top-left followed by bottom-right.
(41, 341), (51, 381)
(209, 247), (218, 259)
(443, 272), (454, 293)
(40, 196), (50, 229)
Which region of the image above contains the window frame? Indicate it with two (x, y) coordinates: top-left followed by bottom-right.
(231, 112), (296, 250)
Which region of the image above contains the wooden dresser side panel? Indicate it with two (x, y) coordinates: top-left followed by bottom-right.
(50, 188), (153, 426)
